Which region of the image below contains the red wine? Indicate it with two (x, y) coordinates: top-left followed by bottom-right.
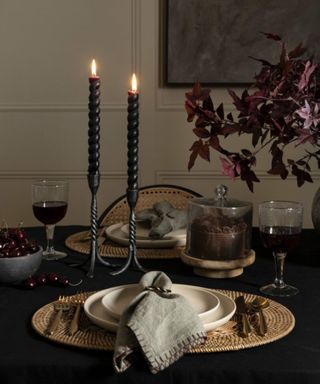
(32, 201), (68, 225)
(260, 226), (301, 254)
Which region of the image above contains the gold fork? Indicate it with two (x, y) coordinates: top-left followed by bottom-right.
(69, 293), (85, 336)
(47, 296), (70, 335)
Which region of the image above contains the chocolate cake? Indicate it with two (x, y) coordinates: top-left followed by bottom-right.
(188, 214), (248, 260)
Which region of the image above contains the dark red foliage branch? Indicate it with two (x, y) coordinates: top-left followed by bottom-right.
(185, 34), (320, 191)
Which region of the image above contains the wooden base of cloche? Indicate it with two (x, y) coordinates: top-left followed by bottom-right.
(181, 250), (255, 278)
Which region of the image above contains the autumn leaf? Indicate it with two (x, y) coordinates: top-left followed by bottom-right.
(193, 127), (210, 138)
(209, 135), (220, 150)
(298, 61), (317, 91)
(288, 42), (307, 59)
(261, 32), (282, 41)
(199, 144), (210, 162)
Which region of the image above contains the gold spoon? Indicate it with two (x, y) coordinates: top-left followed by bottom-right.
(251, 297), (269, 336)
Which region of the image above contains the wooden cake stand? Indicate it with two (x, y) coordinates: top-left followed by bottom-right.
(181, 250), (255, 278)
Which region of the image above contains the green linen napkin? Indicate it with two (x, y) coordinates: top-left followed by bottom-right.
(113, 271), (207, 374)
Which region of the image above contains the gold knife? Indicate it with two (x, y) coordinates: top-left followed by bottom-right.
(235, 296), (252, 338)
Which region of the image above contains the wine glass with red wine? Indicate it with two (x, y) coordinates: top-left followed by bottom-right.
(259, 200), (303, 297)
(32, 180), (68, 260)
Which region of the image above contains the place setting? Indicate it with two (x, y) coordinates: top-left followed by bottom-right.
(31, 272), (295, 366)
(65, 184), (198, 260)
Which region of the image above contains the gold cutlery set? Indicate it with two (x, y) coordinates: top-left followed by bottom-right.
(47, 294), (85, 336)
(235, 296), (269, 338)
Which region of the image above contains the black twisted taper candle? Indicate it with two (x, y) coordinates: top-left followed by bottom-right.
(111, 74), (145, 275)
(87, 60), (101, 278)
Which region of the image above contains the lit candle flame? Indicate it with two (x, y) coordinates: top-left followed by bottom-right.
(131, 73), (137, 92)
(91, 59), (97, 77)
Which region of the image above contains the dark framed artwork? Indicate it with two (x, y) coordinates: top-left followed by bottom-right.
(166, 0), (320, 85)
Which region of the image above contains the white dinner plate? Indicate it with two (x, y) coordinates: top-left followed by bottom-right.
(101, 284), (220, 322)
(105, 223), (186, 248)
(84, 284), (236, 333)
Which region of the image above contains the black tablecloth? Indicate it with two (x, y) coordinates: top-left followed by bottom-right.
(0, 226), (320, 384)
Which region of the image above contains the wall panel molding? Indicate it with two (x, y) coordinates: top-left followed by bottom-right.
(0, 103), (126, 112)
(0, 171), (126, 180)
(156, 170), (320, 183)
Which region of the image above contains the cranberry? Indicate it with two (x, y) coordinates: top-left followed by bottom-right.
(23, 277), (37, 289)
(28, 240), (39, 253)
(15, 229), (26, 242)
(35, 274), (47, 286)
(57, 276), (69, 287)
(3, 250), (10, 257)
(10, 248), (22, 257)
(47, 272), (59, 284)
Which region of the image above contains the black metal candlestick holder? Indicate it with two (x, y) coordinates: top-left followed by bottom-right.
(110, 91), (145, 275)
(87, 175), (99, 278)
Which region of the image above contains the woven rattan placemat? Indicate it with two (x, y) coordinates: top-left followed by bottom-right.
(65, 230), (182, 259)
(31, 290), (295, 353)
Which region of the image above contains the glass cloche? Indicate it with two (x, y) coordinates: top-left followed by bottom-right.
(186, 185), (252, 261)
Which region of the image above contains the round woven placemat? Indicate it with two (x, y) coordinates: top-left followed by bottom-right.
(31, 290), (295, 353)
(65, 230), (182, 259)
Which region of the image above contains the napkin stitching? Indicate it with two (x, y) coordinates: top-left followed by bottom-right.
(129, 321), (207, 374)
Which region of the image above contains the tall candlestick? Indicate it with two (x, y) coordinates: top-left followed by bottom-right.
(87, 59), (101, 278)
(111, 74), (145, 275)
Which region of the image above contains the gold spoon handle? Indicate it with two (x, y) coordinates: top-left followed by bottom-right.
(47, 309), (63, 335)
(241, 313), (252, 337)
(69, 304), (81, 336)
(258, 308), (268, 336)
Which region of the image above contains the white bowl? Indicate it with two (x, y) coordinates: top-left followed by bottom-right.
(100, 283), (220, 323)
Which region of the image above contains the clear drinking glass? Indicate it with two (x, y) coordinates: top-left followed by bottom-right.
(259, 201), (303, 297)
(32, 180), (68, 260)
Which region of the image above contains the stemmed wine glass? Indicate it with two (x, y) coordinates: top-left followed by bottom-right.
(259, 200), (303, 297)
(32, 180), (68, 260)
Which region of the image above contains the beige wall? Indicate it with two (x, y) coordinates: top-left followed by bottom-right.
(0, 0), (318, 228)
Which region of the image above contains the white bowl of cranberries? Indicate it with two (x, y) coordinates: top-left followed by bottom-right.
(0, 228), (42, 284)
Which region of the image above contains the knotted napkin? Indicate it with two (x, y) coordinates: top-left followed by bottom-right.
(113, 271), (207, 374)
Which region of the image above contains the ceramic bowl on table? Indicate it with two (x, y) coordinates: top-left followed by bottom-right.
(0, 247), (43, 284)
(101, 284), (220, 323)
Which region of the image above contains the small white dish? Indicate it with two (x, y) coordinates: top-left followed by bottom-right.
(84, 285), (236, 333)
(105, 223), (186, 248)
(101, 284), (220, 323)
(120, 223), (186, 241)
